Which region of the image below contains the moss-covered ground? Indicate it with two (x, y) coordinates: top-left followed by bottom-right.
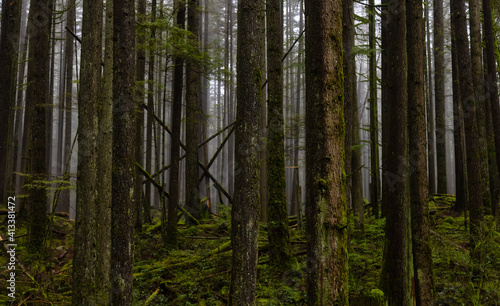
(1, 195), (499, 305)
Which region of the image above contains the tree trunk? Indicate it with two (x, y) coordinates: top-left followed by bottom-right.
(25, 0), (53, 254)
(229, 0), (262, 303)
(185, 0), (202, 222)
(111, 0), (136, 303)
(425, 0), (436, 194)
(305, 0), (348, 303)
(166, 0), (185, 248)
(434, 0), (447, 194)
(379, 0), (412, 304)
(0, 0), (22, 205)
(451, 0), (484, 259)
(135, 0), (146, 230)
(266, 0), (293, 270)
(72, 0), (102, 303)
(259, 0), (268, 223)
(483, 0), (500, 217)
(469, 0), (492, 215)
(407, 0), (434, 303)
(96, 0), (113, 302)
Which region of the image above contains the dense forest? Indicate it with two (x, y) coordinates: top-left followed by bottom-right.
(1, 0), (500, 304)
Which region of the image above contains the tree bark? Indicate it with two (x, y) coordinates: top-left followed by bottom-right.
(379, 0), (412, 304)
(72, 0), (102, 303)
(305, 0), (348, 303)
(483, 0), (500, 217)
(434, 0), (447, 194)
(451, 0), (484, 258)
(266, 0), (293, 270)
(229, 0), (262, 303)
(111, 0), (136, 303)
(185, 0), (202, 222)
(25, 0), (53, 254)
(407, 0), (434, 303)
(166, 0), (185, 248)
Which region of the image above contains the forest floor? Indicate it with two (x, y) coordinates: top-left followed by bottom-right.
(0, 195), (499, 305)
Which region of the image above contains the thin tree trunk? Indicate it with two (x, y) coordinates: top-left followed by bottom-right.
(72, 0), (102, 302)
(407, 0), (434, 302)
(483, 0), (500, 217)
(379, 0), (412, 304)
(166, 0), (186, 248)
(425, 0), (436, 194)
(434, 0), (447, 194)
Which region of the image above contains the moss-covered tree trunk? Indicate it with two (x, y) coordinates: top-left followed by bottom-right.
(185, 0), (202, 223)
(483, 0), (500, 217)
(450, 32), (467, 214)
(451, 0), (484, 259)
(266, 0), (293, 270)
(0, 0), (21, 206)
(96, 0), (113, 302)
(229, 0), (262, 303)
(111, 0), (136, 303)
(407, 0), (434, 303)
(73, 0), (102, 303)
(25, 0), (52, 255)
(305, 0), (348, 303)
(469, 0), (492, 215)
(166, 0), (185, 248)
(368, 0), (379, 219)
(379, 0), (412, 304)
(434, 0), (447, 194)
(135, 0), (146, 230)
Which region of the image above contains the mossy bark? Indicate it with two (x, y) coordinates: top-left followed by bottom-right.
(229, 0), (262, 304)
(451, 0), (484, 259)
(111, 0), (136, 303)
(166, 0), (185, 248)
(185, 0), (202, 223)
(266, 0), (293, 270)
(305, 0), (349, 303)
(407, 0), (435, 303)
(96, 0), (113, 303)
(25, 0), (52, 255)
(379, 0), (412, 304)
(73, 0), (102, 303)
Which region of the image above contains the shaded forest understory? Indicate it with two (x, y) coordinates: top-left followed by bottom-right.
(1, 195), (499, 305)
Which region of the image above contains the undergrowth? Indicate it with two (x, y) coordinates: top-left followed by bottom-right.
(1, 194), (499, 305)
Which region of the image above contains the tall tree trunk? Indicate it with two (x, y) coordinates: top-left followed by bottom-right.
(483, 0), (500, 217)
(379, 0), (412, 304)
(185, 0), (202, 222)
(60, 0), (76, 213)
(369, 0), (380, 218)
(344, 0), (363, 231)
(425, 0), (436, 194)
(434, 0), (447, 194)
(469, 0), (492, 214)
(305, 0), (348, 303)
(166, 0), (185, 248)
(451, 0), (484, 260)
(25, 0), (53, 254)
(0, 0), (22, 205)
(266, 0), (293, 270)
(73, 0), (102, 303)
(96, 0), (113, 302)
(451, 31), (467, 213)
(145, 0), (157, 221)
(229, 0), (262, 303)
(407, 0), (434, 303)
(259, 0), (268, 223)
(135, 0), (146, 230)
(111, 0), (136, 303)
